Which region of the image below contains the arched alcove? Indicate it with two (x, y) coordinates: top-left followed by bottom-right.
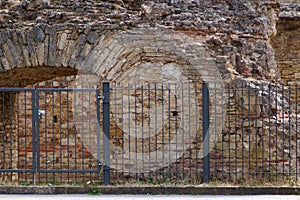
(271, 17), (300, 102)
(0, 24), (224, 183)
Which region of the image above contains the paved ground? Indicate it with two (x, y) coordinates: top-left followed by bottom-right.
(0, 195), (300, 200)
(1, 186), (300, 195)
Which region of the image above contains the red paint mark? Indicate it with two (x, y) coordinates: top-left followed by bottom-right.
(266, 159), (288, 163)
(19, 145), (91, 154)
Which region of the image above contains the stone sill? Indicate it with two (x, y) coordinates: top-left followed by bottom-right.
(0, 185), (300, 195)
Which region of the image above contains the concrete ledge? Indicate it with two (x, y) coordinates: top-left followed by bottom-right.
(0, 186), (300, 195)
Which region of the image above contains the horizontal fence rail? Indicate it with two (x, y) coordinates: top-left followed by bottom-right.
(0, 80), (300, 185)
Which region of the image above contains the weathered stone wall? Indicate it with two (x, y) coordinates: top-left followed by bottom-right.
(0, 0), (281, 82)
(271, 3), (300, 103)
(0, 0), (299, 184)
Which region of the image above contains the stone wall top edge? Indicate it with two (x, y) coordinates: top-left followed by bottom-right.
(0, 0), (282, 38)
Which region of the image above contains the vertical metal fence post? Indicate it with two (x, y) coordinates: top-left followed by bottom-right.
(103, 82), (110, 185)
(202, 82), (210, 183)
(32, 90), (37, 185)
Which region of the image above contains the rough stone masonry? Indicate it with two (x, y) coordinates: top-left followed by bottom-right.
(0, 0), (299, 184)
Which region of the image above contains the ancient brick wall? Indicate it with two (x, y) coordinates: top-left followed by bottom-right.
(271, 3), (300, 102)
(0, 0), (299, 184)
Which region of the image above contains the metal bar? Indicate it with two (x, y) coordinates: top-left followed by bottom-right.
(127, 83), (131, 176)
(9, 88), (13, 181)
(0, 169), (36, 173)
(247, 84), (251, 177)
(227, 84), (231, 181)
(220, 84), (224, 182)
(33, 90), (38, 184)
(34, 166), (101, 173)
(37, 169), (101, 173)
(255, 84), (258, 178)
(213, 81), (217, 182)
(241, 83), (245, 180)
(181, 83), (184, 179)
(154, 84), (158, 180)
(43, 85), (48, 182)
(168, 83), (171, 179)
(275, 84), (278, 181)
(261, 84), (265, 179)
(296, 84), (298, 182)
(134, 83), (137, 181)
(35, 88), (97, 92)
(288, 85), (291, 177)
(81, 82), (85, 181)
(161, 84), (165, 180)
(51, 82), (55, 183)
(175, 84), (178, 181)
(188, 82), (191, 179)
(95, 88), (101, 173)
(112, 85), (118, 179)
(16, 86), (20, 181)
(195, 85), (199, 182)
(35, 82), (39, 183)
(59, 89), (62, 181)
(88, 82), (92, 180)
(74, 88), (77, 181)
(24, 87), (28, 181)
(234, 82), (237, 181)
(268, 84), (271, 181)
(103, 82), (110, 185)
(202, 82), (210, 183)
(281, 84), (285, 181)
(66, 82), (70, 181)
(148, 83), (151, 178)
(1, 91), (5, 173)
(120, 86), (125, 180)
(141, 84), (144, 178)
(0, 88), (35, 92)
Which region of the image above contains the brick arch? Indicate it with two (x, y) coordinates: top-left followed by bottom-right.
(0, 25), (223, 87)
(0, 24), (226, 174)
(73, 28), (226, 172)
(0, 24), (102, 73)
(0, 66), (77, 87)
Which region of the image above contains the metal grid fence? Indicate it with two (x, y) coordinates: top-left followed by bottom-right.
(0, 81), (300, 185)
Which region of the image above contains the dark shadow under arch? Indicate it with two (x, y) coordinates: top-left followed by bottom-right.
(0, 66), (78, 87)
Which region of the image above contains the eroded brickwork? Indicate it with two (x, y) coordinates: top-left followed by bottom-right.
(0, 0), (299, 184)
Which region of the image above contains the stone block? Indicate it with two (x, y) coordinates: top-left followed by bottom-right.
(47, 28), (58, 67)
(62, 39), (75, 67)
(36, 42), (45, 66)
(0, 57), (11, 70)
(295, 73), (300, 79)
(32, 26), (46, 43)
(2, 43), (17, 68)
(43, 35), (49, 66)
(57, 33), (68, 50)
(26, 35), (38, 67)
(87, 31), (99, 44)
